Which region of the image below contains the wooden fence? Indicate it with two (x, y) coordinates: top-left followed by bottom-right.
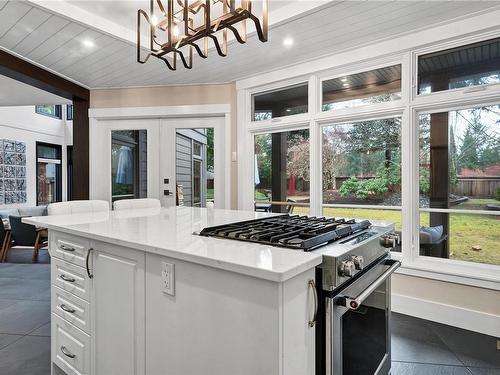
(454, 177), (500, 198)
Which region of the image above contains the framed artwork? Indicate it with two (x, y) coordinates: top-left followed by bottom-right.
(0, 139), (27, 204)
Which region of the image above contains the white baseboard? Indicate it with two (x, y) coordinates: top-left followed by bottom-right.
(392, 293), (500, 338)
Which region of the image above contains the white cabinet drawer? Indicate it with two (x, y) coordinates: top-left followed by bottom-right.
(52, 313), (90, 375)
(51, 233), (90, 268)
(52, 258), (90, 302)
(52, 286), (91, 335)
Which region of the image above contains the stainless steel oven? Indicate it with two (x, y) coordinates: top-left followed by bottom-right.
(323, 257), (400, 375)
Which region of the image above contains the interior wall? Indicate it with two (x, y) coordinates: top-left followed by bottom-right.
(90, 84), (238, 208)
(0, 106), (70, 208)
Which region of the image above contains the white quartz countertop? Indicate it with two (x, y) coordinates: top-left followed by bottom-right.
(23, 207), (323, 282)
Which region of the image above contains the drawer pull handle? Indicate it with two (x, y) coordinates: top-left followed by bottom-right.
(60, 304), (76, 314)
(59, 274), (76, 283)
(60, 345), (76, 359)
(59, 245), (75, 252)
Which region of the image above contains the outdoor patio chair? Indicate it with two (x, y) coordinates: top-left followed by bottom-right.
(286, 199), (296, 214)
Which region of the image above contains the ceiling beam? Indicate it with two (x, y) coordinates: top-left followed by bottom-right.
(0, 49), (89, 101)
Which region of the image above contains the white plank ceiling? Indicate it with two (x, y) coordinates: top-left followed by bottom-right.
(0, 1), (499, 89)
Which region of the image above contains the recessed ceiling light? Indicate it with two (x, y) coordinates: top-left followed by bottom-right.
(283, 37), (294, 47)
(82, 39), (95, 48)
(340, 77), (347, 82)
(286, 108), (291, 112)
(343, 83), (349, 87)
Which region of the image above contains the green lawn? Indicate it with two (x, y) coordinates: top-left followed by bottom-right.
(207, 189), (214, 200)
(294, 201), (500, 266)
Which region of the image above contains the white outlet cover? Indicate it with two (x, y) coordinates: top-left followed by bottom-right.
(161, 262), (175, 296)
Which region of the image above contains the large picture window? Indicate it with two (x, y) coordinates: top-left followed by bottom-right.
(418, 105), (500, 265)
(254, 129), (310, 214)
(36, 142), (62, 205)
(241, 33), (500, 285)
(322, 117), (402, 230)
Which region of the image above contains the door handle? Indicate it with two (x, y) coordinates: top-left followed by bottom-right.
(344, 260), (401, 310)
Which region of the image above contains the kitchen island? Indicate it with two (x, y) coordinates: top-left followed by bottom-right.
(24, 207), (323, 375)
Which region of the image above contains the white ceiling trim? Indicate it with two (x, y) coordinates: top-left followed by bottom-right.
(29, 0), (329, 47)
(30, 0), (136, 44)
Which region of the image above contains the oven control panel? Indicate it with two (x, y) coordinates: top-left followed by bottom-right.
(339, 255), (365, 277)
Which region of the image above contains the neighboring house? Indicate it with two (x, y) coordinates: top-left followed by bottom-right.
(175, 129), (208, 207)
(459, 164), (500, 177)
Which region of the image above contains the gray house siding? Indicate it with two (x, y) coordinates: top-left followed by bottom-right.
(176, 133), (193, 207)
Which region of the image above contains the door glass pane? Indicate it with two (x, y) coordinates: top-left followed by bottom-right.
(175, 128), (213, 208)
(322, 65), (401, 111)
(322, 117), (402, 206)
(193, 159), (202, 206)
(37, 145), (59, 159)
(111, 130), (147, 201)
(418, 37), (500, 94)
(254, 129), (310, 214)
(37, 162), (58, 205)
(252, 83), (308, 121)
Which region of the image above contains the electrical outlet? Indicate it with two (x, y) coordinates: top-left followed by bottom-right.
(161, 262), (175, 296)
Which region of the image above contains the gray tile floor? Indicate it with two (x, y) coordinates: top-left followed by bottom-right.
(0, 248), (50, 375)
(0, 249), (499, 375)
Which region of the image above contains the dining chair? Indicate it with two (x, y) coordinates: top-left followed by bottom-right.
(4, 216), (48, 262)
(0, 223), (10, 263)
(47, 200), (110, 215)
(113, 198), (161, 211)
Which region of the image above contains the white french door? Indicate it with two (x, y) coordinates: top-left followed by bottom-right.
(159, 117), (228, 209)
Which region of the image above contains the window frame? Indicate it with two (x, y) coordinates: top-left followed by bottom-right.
(35, 104), (62, 119)
(319, 62), (404, 114)
(238, 30), (500, 290)
(249, 76), (312, 126)
(36, 142), (62, 205)
(67, 104), (73, 121)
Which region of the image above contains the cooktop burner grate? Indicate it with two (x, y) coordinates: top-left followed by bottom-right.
(199, 215), (372, 251)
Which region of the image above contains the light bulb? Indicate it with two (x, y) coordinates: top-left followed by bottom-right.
(151, 14), (158, 26)
(173, 25), (180, 36)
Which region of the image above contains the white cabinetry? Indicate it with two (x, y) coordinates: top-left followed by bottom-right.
(50, 232), (145, 375)
(145, 253), (316, 375)
(49, 231), (316, 375)
(90, 243), (145, 375)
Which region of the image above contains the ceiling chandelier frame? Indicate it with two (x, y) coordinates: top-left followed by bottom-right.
(137, 0), (268, 70)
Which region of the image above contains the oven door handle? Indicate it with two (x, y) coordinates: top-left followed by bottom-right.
(344, 259), (401, 310)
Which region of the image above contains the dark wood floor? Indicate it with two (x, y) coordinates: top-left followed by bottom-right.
(0, 249), (499, 375)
